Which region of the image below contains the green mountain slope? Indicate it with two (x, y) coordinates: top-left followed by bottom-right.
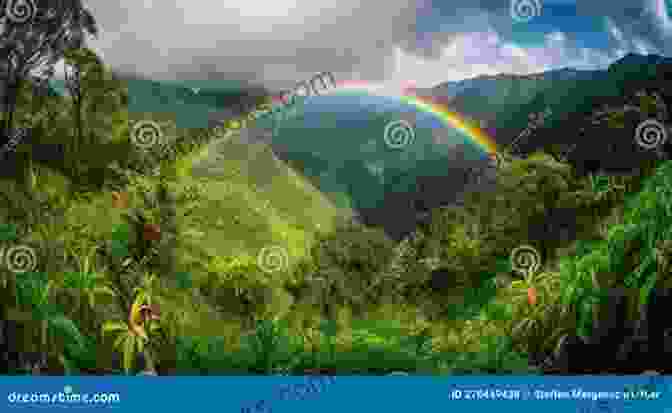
(182, 128), (349, 261)
(444, 54), (672, 150)
(37, 122), (340, 268)
(125, 78), (268, 129)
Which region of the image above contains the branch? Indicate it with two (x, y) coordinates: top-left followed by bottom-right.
(24, 21), (71, 68)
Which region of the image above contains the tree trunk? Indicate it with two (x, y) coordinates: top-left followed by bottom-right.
(5, 77), (21, 143)
(75, 96), (84, 148)
(1, 89), (13, 149)
(0, 78), (12, 149)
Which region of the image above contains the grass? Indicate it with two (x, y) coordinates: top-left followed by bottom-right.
(168, 317), (537, 375)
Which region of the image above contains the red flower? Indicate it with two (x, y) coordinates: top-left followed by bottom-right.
(527, 287), (538, 306)
(142, 223), (161, 241)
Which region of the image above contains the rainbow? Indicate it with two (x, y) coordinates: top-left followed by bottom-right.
(323, 80), (499, 157)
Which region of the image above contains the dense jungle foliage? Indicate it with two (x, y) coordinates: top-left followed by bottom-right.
(1, 6), (672, 374)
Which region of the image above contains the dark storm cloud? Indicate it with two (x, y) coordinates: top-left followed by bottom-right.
(83, 0), (419, 91)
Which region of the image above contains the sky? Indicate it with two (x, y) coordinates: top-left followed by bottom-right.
(56, 0), (672, 95)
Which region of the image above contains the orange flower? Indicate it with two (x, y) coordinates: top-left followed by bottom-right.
(527, 287), (538, 306)
(111, 191), (129, 209)
(142, 223), (161, 241)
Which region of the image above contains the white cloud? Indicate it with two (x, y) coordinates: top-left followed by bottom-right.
(371, 29), (615, 94)
(61, 0), (671, 93)
(606, 18), (626, 45)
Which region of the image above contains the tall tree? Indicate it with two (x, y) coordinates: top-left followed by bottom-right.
(63, 50), (83, 152)
(64, 48), (127, 144)
(0, 0), (99, 150)
(0, 0), (99, 374)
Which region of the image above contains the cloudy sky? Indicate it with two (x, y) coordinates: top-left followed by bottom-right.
(66, 0), (672, 94)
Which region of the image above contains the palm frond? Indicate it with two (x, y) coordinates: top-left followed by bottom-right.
(102, 320), (129, 335)
(48, 314), (85, 350)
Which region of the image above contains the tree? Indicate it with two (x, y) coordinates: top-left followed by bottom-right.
(0, 0), (99, 149)
(63, 50), (83, 152)
(62, 48), (103, 161)
(0, 0), (98, 373)
(309, 220), (396, 319)
(61, 47), (128, 177)
(421, 152), (589, 286)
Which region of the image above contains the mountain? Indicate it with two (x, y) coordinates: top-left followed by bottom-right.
(432, 68), (595, 138)
(118, 53), (672, 240)
(261, 97), (485, 212)
(278, 53), (672, 237)
(126, 77), (269, 128)
(494, 54), (672, 172)
(434, 54), (672, 149)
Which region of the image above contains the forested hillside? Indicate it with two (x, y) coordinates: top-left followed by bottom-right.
(1, 1), (672, 375)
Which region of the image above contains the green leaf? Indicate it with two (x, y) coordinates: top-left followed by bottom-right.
(48, 314), (86, 351)
(58, 354), (80, 376)
(94, 285), (117, 298)
(103, 320), (129, 335)
(174, 271), (192, 289)
(113, 332), (128, 350)
(484, 302), (512, 321)
(61, 272), (78, 288)
(0, 223), (18, 241)
(110, 240), (130, 258)
(639, 271), (658, 308)
(494, 257), (512, 273)
(112, 223), (132, 241)
(319, 319), (338, 337)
